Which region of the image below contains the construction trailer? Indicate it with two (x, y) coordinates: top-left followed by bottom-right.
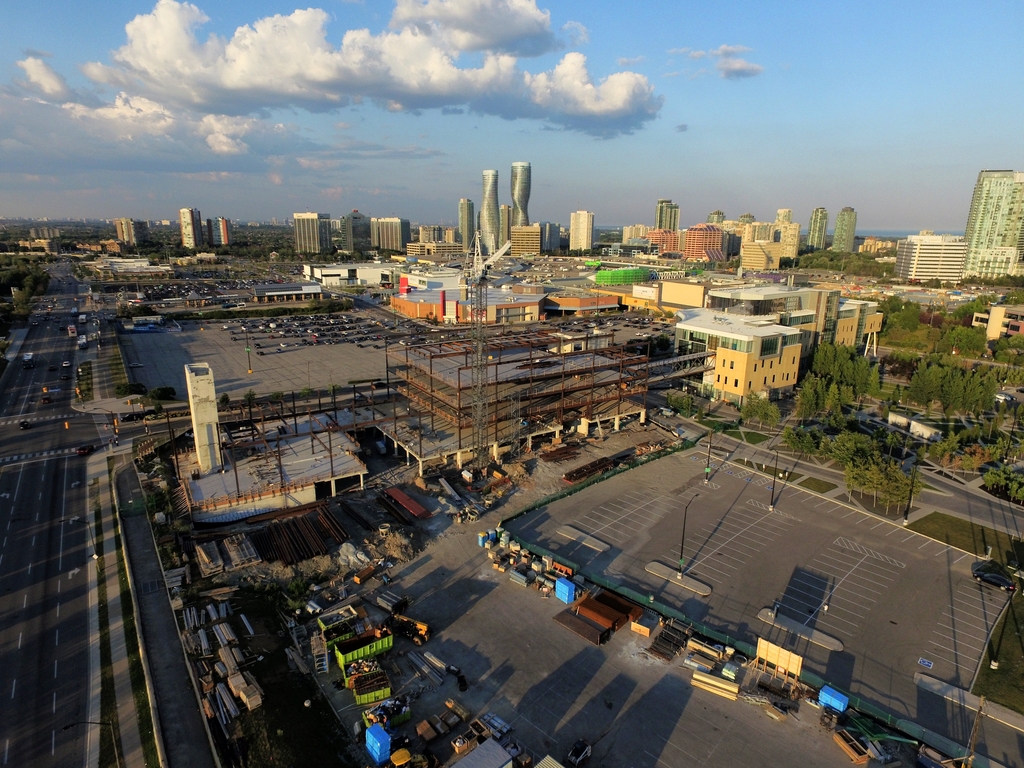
(383, 329), (649, 471)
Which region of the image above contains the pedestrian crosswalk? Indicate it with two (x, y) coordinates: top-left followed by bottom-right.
(0, 413), (79, 427)
(0, 448), (78, 464)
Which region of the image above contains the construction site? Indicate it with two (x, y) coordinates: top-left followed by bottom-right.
(382, 328), (650, 472)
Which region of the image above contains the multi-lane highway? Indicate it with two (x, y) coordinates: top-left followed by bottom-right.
(0, 269), (102, 766)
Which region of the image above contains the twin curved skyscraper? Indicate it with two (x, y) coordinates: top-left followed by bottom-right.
(479, 162), (530, 253)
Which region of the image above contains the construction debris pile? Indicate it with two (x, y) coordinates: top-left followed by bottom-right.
(245, 502), (351, 565)
(179, 589), (264, 730)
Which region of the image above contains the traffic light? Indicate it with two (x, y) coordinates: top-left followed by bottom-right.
(64, 421), (69, 430)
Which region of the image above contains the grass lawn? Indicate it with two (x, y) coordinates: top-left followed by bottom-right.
(744, 431), (769, 445)
(77, 360), (94, 401)
(724, 429), (742, 439)
(973, 595), (1024, 715)
(908, 512), (1024, 563)
(799, 476), (838, 494)
(732, 458), (803, 484)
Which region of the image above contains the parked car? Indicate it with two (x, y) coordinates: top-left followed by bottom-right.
(972, 560), (1017, 592)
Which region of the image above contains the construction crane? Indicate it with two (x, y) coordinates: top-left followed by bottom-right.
(466, 234), (511, 462)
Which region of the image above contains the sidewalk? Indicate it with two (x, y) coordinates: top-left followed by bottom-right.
(114, 463), (217, 768)
(87, 449), (144, 768)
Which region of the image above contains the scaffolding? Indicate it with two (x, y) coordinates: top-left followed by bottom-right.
(385, 329), (649, 460)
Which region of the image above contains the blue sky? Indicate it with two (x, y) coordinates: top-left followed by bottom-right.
(1, 0), (1021, 231)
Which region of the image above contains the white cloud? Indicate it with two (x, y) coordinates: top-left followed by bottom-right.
(16, 57), (73, 100)
(199, 114), (256, 154)
(71, 0), (659, 136)
(617, 55), (645, 67)
(710, 44), (751, 57)
(390, 0), (557, 56)
(716, 57), (763, 79)
(667, 42), (763, 79)
(561, 20), (588, 46)
(525, 53), (661, 135)
(64, 93), (176, 139)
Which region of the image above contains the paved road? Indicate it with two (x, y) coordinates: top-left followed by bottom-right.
(0, 270), (100, 766)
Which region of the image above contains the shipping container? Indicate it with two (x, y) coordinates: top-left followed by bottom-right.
(334, 630), (394, 667)
(575, 598), (627, 631)
(354, 671), (392, 706)
(553, 610), (611, 646)
(592, 591), (643, 622)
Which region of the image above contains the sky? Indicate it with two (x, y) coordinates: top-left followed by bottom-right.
(1, 0), (1022, 231)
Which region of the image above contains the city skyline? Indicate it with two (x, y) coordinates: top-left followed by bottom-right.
(1, 0), (1022, 228)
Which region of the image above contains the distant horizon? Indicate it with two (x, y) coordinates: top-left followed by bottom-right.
(2, 0), (1020, 229)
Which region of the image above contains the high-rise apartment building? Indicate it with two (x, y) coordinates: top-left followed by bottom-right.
(807, 208), (829, 250)
(683, 224), (724, 261)
(895, 233), (967, 283)
(419, 225), (443, 243)
(444, 227), (458, 244)
(511, 162), (531, 227)
(831, 207), (857, 252)
(114, 218), (149, 247)
(622, 224), (650, 242)
(775, 208), (793, 224)
(179, 208), (204, 249)
(336, 210), (370, 253)
(963, 170), (1024, 278)
(707, 210), (725, 224)
(371, 217), (411, 252)
(209, 217), (231, 246)
(647, 229), (682, 254)
(655, 199), (680, 231)
(738, 213), (755, 225)
(481, 170), (499, 253)
(539, 222), (560, 252)
(773, 222), (801, 259)
(498, 204), (512, 248)
(510, 224), (542, 258)
(569, 211), (595, 251)
(294, 212), (332, 255)
(458, 198), (475, 247)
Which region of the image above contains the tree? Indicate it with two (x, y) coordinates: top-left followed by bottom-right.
(218, 393), (230, 410)
(148, 386), (176, 401)
(741, 397), (781, 431)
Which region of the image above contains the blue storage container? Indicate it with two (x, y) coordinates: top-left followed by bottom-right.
(366, 724), (391, 756)
(555, 577), (576, 604)
(818, 685), (849, 713)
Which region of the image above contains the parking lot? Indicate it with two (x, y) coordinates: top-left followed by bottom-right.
(118, 312), (396, 398)
(354, 521), (856, 768)
(505, 448), (1011, 731)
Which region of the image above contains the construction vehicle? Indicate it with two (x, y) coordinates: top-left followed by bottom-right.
(387, 614), (431, 646)
(389, 748), (437, 768)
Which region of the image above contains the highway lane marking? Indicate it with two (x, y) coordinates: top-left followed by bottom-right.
(53, 660), (57, 679)
(16, 633), (21, 650)
(9, 679), (14, 699)
(52, 693), (56, 714)
(55, 629), (59, 646)
(56, 601), (60, 618)
(3, 738), (7, 764)
(51, 730), (54, 756)
(21, 595), (26, 609)
(58, 458), (68, 571)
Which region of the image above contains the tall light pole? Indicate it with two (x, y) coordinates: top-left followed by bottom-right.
(244, 328), (252, 375)
(769, 449), (780, 512)
(678, 494), (698, 578)
(903, 462), (918, 526)
(63, 722), (120, 768)
(704, 429), (713, 485)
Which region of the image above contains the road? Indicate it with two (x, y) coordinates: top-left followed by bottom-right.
(0, 268), (103, 766)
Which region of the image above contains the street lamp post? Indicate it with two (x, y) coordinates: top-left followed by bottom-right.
(63, 721), (120, 768)
(244, 328), (252, 375)
(769, 449), (780, 512)
(903, 462), (918, 526)
(678, 494), (698, 578)
(704, 429), (713, 485)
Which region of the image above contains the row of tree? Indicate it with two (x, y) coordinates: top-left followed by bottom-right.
(781, 426), (923, 512)
(903, 362), (998, 415)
